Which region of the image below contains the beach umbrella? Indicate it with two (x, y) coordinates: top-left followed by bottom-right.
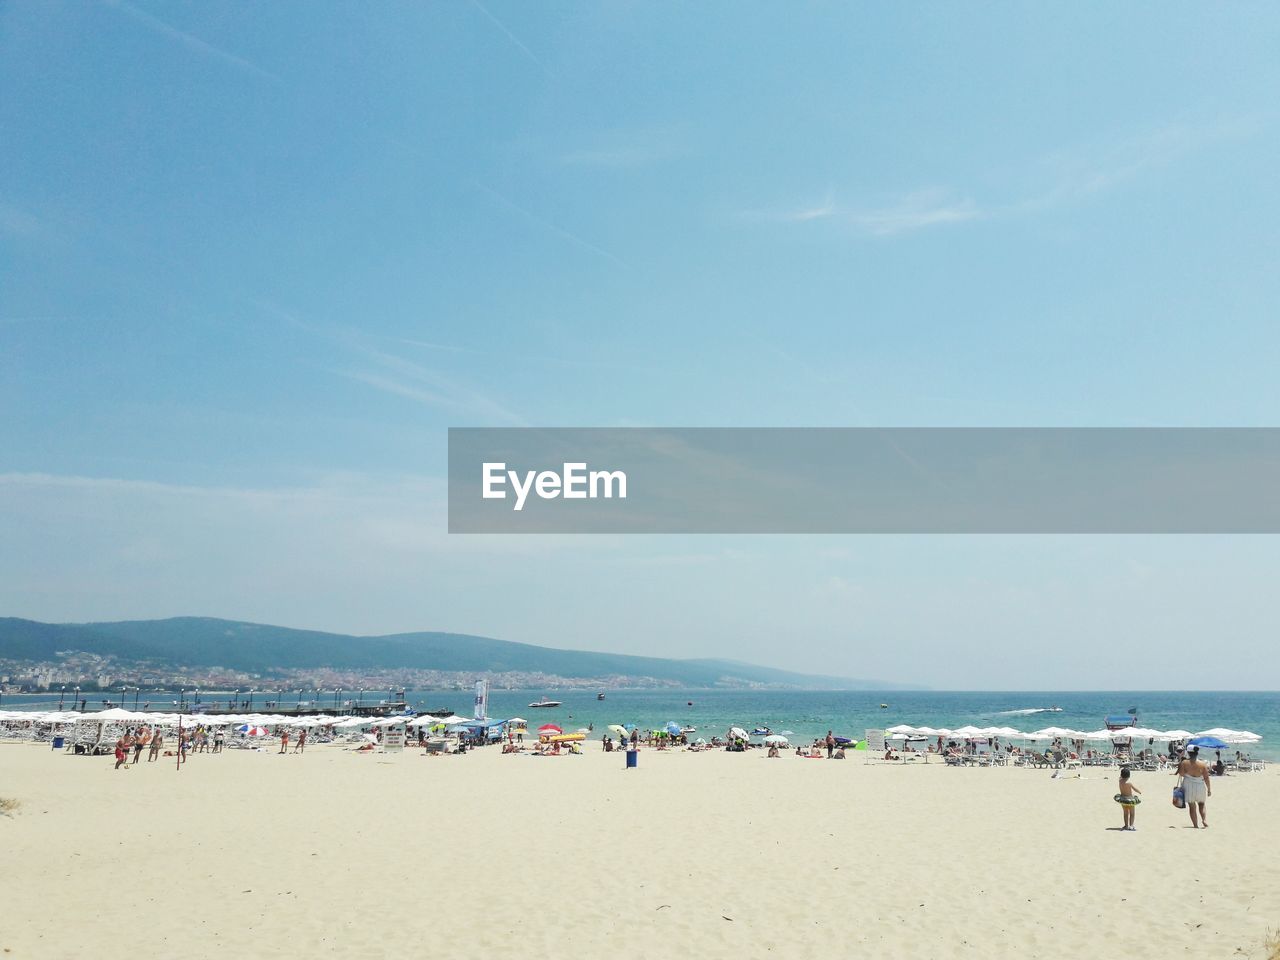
(1124, 727), (1166, 740)
(1187, 736), (1231, 750)
(727, 727), (748, 741)
(506, 717), (527, 725)
(1158, 730), (1193, 740)
(538, 724), (562, 736)
(952, 725), (986, 737)
(1193, 728), (1260, 743)
(237, 724), (269, 736)
(764, 734), (789, 745)
(885, 724), (921, 735)
(665, 722), (683, 736)
(607, 724), (628, 738)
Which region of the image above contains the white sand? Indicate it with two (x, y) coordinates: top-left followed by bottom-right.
(2, 742), (1277, 959)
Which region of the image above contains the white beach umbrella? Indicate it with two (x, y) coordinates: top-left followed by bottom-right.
(764, 734), (789, 745)
(951, 725), (986, 738)
(1193, 728), (1260, 743)
(92, 707), (147, 722)
(727, 727), (749, 740)
(885, 724), (921, 735)
(1029, 726), (1078, 739)
(1124, 727), (1166, 740)
(1157, 730), (1193, 740)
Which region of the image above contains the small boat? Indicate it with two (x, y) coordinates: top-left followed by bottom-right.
(879, 703), (889, 709)
(423, 707), (454, 717)
(751, 727), (771, 737)
(681, 726), (697, 734)
(597, 693), (606, 701)
(528, 696), (562, 708)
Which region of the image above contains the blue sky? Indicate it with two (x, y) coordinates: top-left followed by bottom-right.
(3, 2), (1279, 688)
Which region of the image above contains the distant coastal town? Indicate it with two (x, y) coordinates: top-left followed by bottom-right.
(0, 650), (766, 700)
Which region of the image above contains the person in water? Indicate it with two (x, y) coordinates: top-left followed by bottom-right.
(1114, 767), (1141, 831)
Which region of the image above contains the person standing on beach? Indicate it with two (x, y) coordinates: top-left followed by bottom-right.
(1176, 747), (1212, 828)
(148, 731), (163, 761)
(294, 729), (306, 754)
(825, 731), (835, 759)
(132, 726), (149, 765)
(279, 728), (290, 754)
(1114, 767), (1141, 831)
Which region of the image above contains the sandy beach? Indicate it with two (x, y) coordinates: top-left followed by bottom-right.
(2, 741), (1277, 960)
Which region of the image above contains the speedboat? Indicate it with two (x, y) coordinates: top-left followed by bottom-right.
(528, 696), (562, 708)
(751, 727), (771, 737)
(596, 693), (606, 701)
(879, 703), (889, 709)
(681, 726), (697, 734)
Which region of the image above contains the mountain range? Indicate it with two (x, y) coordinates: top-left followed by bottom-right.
(0, 616), (912, 690)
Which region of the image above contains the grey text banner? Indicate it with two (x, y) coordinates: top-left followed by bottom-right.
(448, 428), (1280, 533)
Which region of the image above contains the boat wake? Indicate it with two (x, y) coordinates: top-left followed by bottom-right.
(996, 707), (1063, 716)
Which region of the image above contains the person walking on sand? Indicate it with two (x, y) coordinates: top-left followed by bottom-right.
(294, 728), (306, 754)
(279, 728), (290, 754)
(1176, 746), (1212, 828)
(1114, 767), (1142, 831)
(133, 726), (149, 765)
(148, 731), (164, 761)
(114, 734), (130, 770)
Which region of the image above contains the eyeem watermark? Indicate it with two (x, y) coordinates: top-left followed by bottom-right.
(482, 462), (627, 511)
(449, 427), (1280, 533)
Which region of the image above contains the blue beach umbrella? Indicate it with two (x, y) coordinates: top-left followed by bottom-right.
(1187, 736), (1231, 750)
(665, 721), (683, 736)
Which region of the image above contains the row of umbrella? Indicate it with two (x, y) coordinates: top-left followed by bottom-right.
(885, 723), (1263, 745)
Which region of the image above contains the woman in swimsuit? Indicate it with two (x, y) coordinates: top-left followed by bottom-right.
(1176, 747), (1212, 828)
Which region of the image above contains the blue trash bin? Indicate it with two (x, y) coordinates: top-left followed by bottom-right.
(626, 749), (638, 769)
(52, 736), (65, 750)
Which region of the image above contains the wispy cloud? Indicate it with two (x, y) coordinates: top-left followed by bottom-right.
(337, 359), (527, 427)
(105, 0), (281, 83)
(467, 0), (548, 75)
(746, 115), (1264, 239)
(1022, 116), (1262, 211)
(474, 181), (628, 268)
(741, 191), (838, 224)
(851, 190), (983, 236)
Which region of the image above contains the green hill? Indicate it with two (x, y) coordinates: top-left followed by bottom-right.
(0, 616), (913, 690)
